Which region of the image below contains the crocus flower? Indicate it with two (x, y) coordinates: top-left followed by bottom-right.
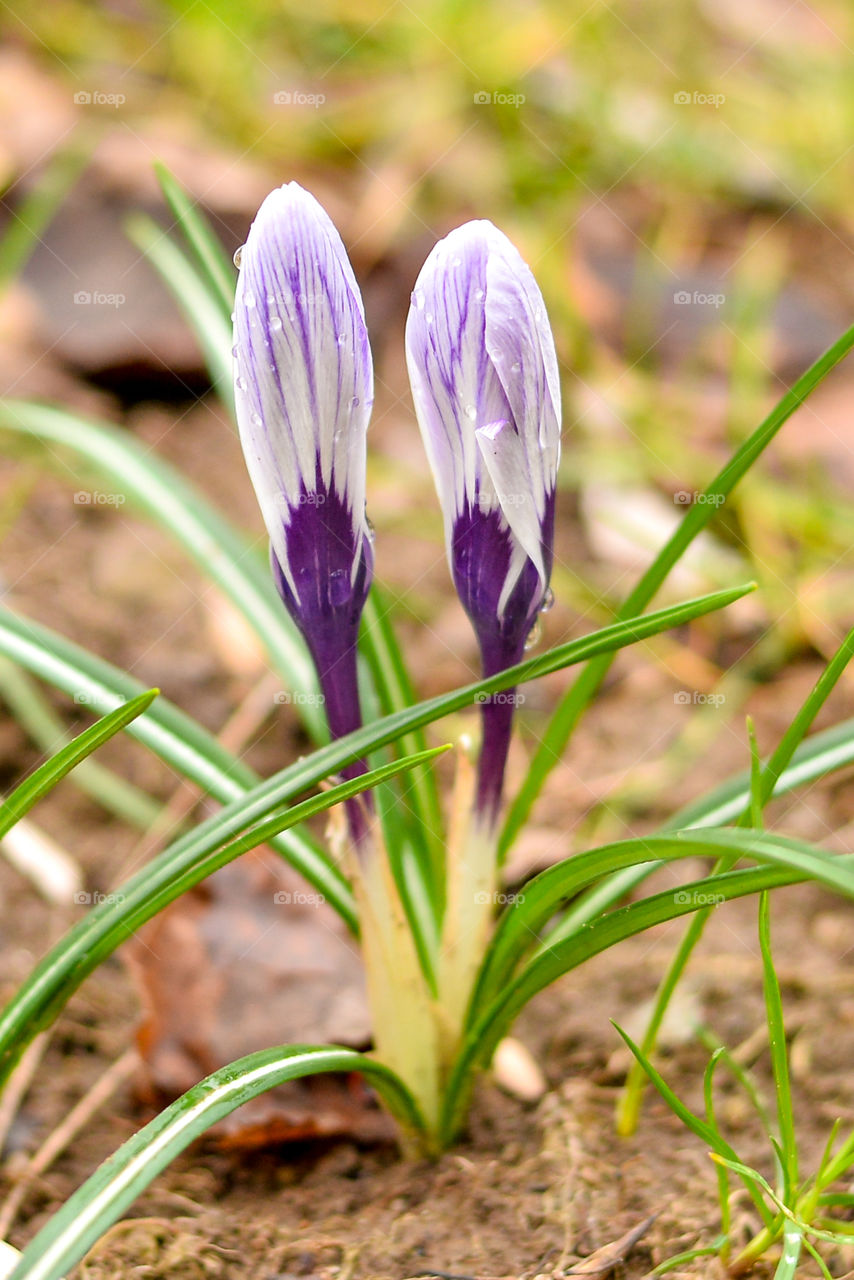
(233, 183), (374, 790)
(405, 221), (560, 825)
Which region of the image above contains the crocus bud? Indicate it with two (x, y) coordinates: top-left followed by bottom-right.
(405, 220), (561, 825)
(233, 183), (374, 763)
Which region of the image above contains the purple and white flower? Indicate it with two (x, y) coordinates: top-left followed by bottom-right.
(233, 182), (374, 758)
(405, 220), (561, 823)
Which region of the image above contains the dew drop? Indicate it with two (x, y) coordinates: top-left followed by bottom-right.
(539, 587), (555, 613)
(425, 312), (434, 325)
(464, 404), (477, 421)
(230, 312), (236, 322)
(474, 288), (485, 300)
(231, 345), (238, 358)
(510, 361), (521, 373)
(327, 568), (350, 606)
(233, 244), (244, 268)
(269, 315), (283, 331)
(235, 375), (247, 392)
(251, 412), (262, 427)
(350, 396), (360, 409)
(244, 291), (256, 309)
(411, 289), (424, 310)
(524, 618), (542, 650)
(365, 515), (376, 544)
(336, 333), (347, 346)
(451, 255), (462, 267)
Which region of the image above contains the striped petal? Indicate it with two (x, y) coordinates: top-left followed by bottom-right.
(234, 182), (373, 606)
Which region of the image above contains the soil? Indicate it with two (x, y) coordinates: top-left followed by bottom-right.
(3, 155), (854, 1280)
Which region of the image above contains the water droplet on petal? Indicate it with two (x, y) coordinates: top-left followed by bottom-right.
(251, 412), (262, 427)
(235, 375), (247, 392)
(365, 515), (376, 544)
(425, 312), (434, 325)
(233, 245), (244, 268)
(474, 288), (485, 300)
(464, 404), (477, 421)
(510, 361), (521, 373)
(524, 618), (542, 650)
(269, 315), (283, 331)
(327, 568), (350, 605)
(231, 345), (238, 358)
(411, 289), (424, 310)
(336, 333), (347, 346)
(244, 291), (256, 309)
(350, 396), (360, 409)
(539, 587), (555, 613)
(451, 255), (461, 267)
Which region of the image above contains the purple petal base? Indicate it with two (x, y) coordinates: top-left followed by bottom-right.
(270, 472), (373, 843)
(451, 494), (554, 827)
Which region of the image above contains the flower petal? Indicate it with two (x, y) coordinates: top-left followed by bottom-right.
(234, 182), (373, 586)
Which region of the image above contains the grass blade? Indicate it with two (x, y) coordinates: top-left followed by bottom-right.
(0, 144), (90, 291)
(0, 744), (446, 1090)
(154, 162), (236, 319)
(0, 690), (158, 839)
(125, 212), (234, 410)
(615, 627), (854, 1132)
(442, 854), (854, 1142)
(0, 399), (321, 735)
(0, 584), (756, 1089)
(6, 1045), (423, 1280)
(0, 602), (355, 926)
(0, 656), (162, 829)
(500, 323), (854, 858)
(472, 828), (854, 1014)
(759, 892), (798, 1194)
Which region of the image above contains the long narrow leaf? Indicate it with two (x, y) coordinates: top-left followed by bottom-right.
(499, 322), (854, 857)
(126, 212), (234, 409)
(0, 400), (321, 733)
(0, 584), (755, 1089)
(0, 690), (158, 839)
(6, 1045), (423, 1280)
(0, 744), (445, 1089)
(0, 657), (161, 829)
(441, 855), (854, 1141)
(154, 162), (236, 319)
(760, 893), (798, 1192)
(471, 828), (854, 1014)
(0, 603), (353, 925)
